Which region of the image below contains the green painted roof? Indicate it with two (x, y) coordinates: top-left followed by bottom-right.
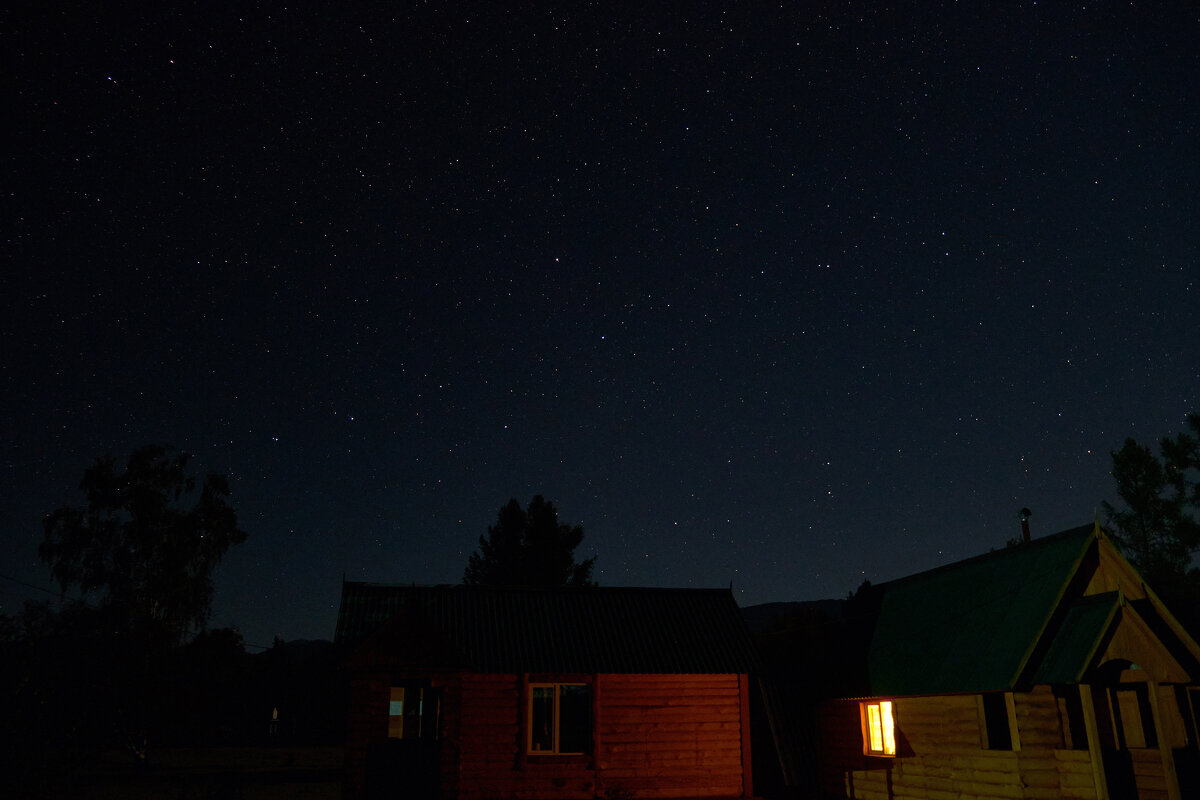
(335, 583), (761, 674)
(867, 524), (1096, 696)
(1031, 592), (1119, 684)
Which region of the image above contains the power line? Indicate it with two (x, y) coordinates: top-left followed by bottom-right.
(0, 571), (80, 602)
(0, 572), (275, 650)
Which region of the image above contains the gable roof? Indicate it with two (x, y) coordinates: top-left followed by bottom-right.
(335, 583), (761, 674)
(866, 524), (1097, 696)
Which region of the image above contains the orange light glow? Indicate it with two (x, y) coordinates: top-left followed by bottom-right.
(881, 701), (895, 755)
(863, 700), (896, 756)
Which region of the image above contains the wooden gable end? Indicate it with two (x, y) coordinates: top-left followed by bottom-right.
(1083, 530), (1200, 672)
(1028, 529), (1200, 687)
(1084, 534), (1151, 599)
(1098, 601), (1191, 683)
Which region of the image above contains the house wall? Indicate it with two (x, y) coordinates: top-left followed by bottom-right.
(594, 673), (747, 799)
(347, 671), (749, 800)
(344, 670), (462, 800)
(816, 687), (1099, 800)
(1111, 683), (1189, 800)
(456, 673), (593, 800)
(456, 672), (748, 800)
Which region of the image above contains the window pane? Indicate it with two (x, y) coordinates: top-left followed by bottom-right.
(388, 687), (405, 738)
(558, 685), (590, 754)
(880, 701), (896, 755)
(530, 686), (555, 752)
(867, 704), (883, 752)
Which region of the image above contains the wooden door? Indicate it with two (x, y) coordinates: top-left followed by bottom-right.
(366, 684), (442, 800)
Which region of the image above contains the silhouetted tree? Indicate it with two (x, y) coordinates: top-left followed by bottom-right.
(464, 495), (596, 586)
(1103, 413), (1200, 635)
(1103, 414), (1200, 579)
(40, 444), (247, 642)
(38, 445), (247, 756)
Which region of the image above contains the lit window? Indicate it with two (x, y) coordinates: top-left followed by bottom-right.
(529, 683), (590, 754)
(862, 700), (896, 756)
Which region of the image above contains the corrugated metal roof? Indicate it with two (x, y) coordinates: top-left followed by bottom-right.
(866, 523), (1096, 696)
(335, 584), (761, 674)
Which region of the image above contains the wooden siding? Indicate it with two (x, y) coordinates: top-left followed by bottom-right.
(816, 688), (1101, 800)
(595, 674), (746, 799)
(455, 673), (747, 800)
(347, 671), (749, 800)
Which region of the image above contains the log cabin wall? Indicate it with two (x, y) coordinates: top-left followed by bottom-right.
(456, 673), (598, 800)
(816, 687), (1101, 800)
(595, 674), (746, 799)
(454, 672), (749, 800)
(1014, 686), (1097, 800)
(346, 671), (752, 800)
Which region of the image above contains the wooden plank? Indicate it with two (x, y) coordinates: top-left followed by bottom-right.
(1077, 685), (1109, 800)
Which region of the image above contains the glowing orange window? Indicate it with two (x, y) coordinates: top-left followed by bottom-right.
(862, 700), (896, 756)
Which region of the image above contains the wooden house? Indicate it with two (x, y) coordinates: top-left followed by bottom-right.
(335, 584), (761, 800)
(813, 522), (1200, 800)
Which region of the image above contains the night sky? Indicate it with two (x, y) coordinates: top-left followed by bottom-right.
(4, 2), (1198, 648)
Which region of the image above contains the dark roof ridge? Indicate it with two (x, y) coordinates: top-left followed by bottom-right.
(336, 581), (759, 673)
(876, 522), (1096, 590)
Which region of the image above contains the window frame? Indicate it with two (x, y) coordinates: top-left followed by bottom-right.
(860, 699), (897, 756)
(527, 682), (590, 755)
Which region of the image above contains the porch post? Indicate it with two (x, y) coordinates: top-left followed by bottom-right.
(1079, 684), (1109, 800)
(1146, 681), (1181, 800)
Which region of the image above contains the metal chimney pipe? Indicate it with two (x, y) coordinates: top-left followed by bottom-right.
(1019, 508), (1032, 543)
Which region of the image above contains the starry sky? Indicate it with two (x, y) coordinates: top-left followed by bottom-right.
(4, 2), (1198, 648)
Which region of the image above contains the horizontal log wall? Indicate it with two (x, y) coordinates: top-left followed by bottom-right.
(596, 674), (745, 799)
(816, 688), (1101, 800)
(456, 674), (584, 800)
(1015, 686), (1097, 800)
(454, 673), (747, 800)
(1129, 748), (1168, 800)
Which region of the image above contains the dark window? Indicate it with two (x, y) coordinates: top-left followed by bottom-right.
(558, 685), (590, 753)
(981, 692), (1013, 750)
(1053, 685), (1088, 750)
(529, 683), (590, 754)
